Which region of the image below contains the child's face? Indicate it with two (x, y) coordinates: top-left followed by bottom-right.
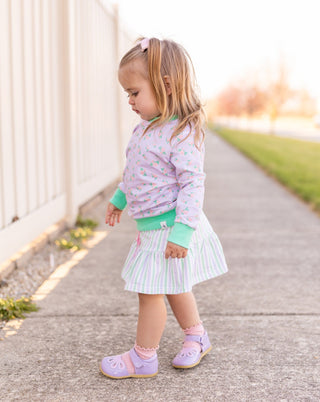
(119, 60), (160, 121)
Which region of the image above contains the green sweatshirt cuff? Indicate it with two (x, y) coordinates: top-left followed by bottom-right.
(167, 222), (195, 249)
(109, 188), (127, 210)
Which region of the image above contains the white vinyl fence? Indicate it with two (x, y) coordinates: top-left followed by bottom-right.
(0, 0), (136, 264)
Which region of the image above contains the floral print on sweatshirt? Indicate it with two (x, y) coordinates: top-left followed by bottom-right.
(118, 119), (206, 230)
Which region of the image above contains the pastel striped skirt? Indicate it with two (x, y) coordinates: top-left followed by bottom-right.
(121, 211), (228, 294)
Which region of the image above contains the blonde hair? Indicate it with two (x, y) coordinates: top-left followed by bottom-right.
(119, 37), (206, 147)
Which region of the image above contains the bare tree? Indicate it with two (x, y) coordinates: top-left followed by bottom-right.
(212, 56), (316, 132)
(242, 85), (267, 118)
(266, 59), (291, 134)
(216, 85), (243, 119)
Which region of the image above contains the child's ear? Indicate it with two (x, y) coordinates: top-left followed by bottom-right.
(163, 75), (172, 95)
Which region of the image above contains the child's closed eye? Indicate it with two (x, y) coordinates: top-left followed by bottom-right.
(127, 92), (139, 98)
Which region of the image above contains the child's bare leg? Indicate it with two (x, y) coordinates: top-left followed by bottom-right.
(136, 293), (167, 348)
(166, 292), (201, 329)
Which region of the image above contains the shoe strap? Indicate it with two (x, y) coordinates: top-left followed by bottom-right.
(129, 347), (157, 368)
(183, 340), (202, 352)
(129, 348), (144, 369)
(184, 332), (206, 349)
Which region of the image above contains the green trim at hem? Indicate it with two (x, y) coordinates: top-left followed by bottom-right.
(109, 188), (127, 210)
(135, 209), (195, 249)
(135, 209), (176, 231)
(167, 222), (195, 249)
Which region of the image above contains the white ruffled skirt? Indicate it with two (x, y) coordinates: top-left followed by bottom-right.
(121, 211), (228, 294)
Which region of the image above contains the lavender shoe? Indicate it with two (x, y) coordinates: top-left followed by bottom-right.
(100, 347), (158, 379)
(172, 331), (212, 369)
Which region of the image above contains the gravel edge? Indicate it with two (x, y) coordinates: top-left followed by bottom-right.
(0, 198), (109, 331)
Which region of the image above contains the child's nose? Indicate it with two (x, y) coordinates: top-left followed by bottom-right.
(128, 96), (134, 105)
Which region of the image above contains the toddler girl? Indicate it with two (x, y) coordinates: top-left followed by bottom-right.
(100, 37), (228, 379)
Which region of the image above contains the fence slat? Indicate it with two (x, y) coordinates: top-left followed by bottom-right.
(10, 0), (28, 219)
(34, 0), (47, 206)
(0, 0), (16, 228)
(23, 0), (38, 213)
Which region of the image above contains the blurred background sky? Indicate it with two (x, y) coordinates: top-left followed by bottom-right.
(111, 0), (320, 108)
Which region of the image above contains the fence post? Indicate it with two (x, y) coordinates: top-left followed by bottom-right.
(59, 0), (78, 226)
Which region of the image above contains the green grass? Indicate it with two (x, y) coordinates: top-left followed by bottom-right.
(55, 215), (98, 251)
(76, 215), (98, 230)
(210, 124), (320, 213)
(0, 297), (39, 321)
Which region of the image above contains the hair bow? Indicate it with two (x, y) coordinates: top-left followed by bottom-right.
(140, 38), (149, 51)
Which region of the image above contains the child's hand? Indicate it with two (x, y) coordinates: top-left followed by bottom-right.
(165, 242), (188, 259)
(105, 203), (123, 226)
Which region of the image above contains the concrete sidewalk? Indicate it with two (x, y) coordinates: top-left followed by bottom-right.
(1, 132), (320, 401)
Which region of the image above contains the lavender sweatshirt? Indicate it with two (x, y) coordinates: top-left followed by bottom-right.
(110, 118), (206, 248)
